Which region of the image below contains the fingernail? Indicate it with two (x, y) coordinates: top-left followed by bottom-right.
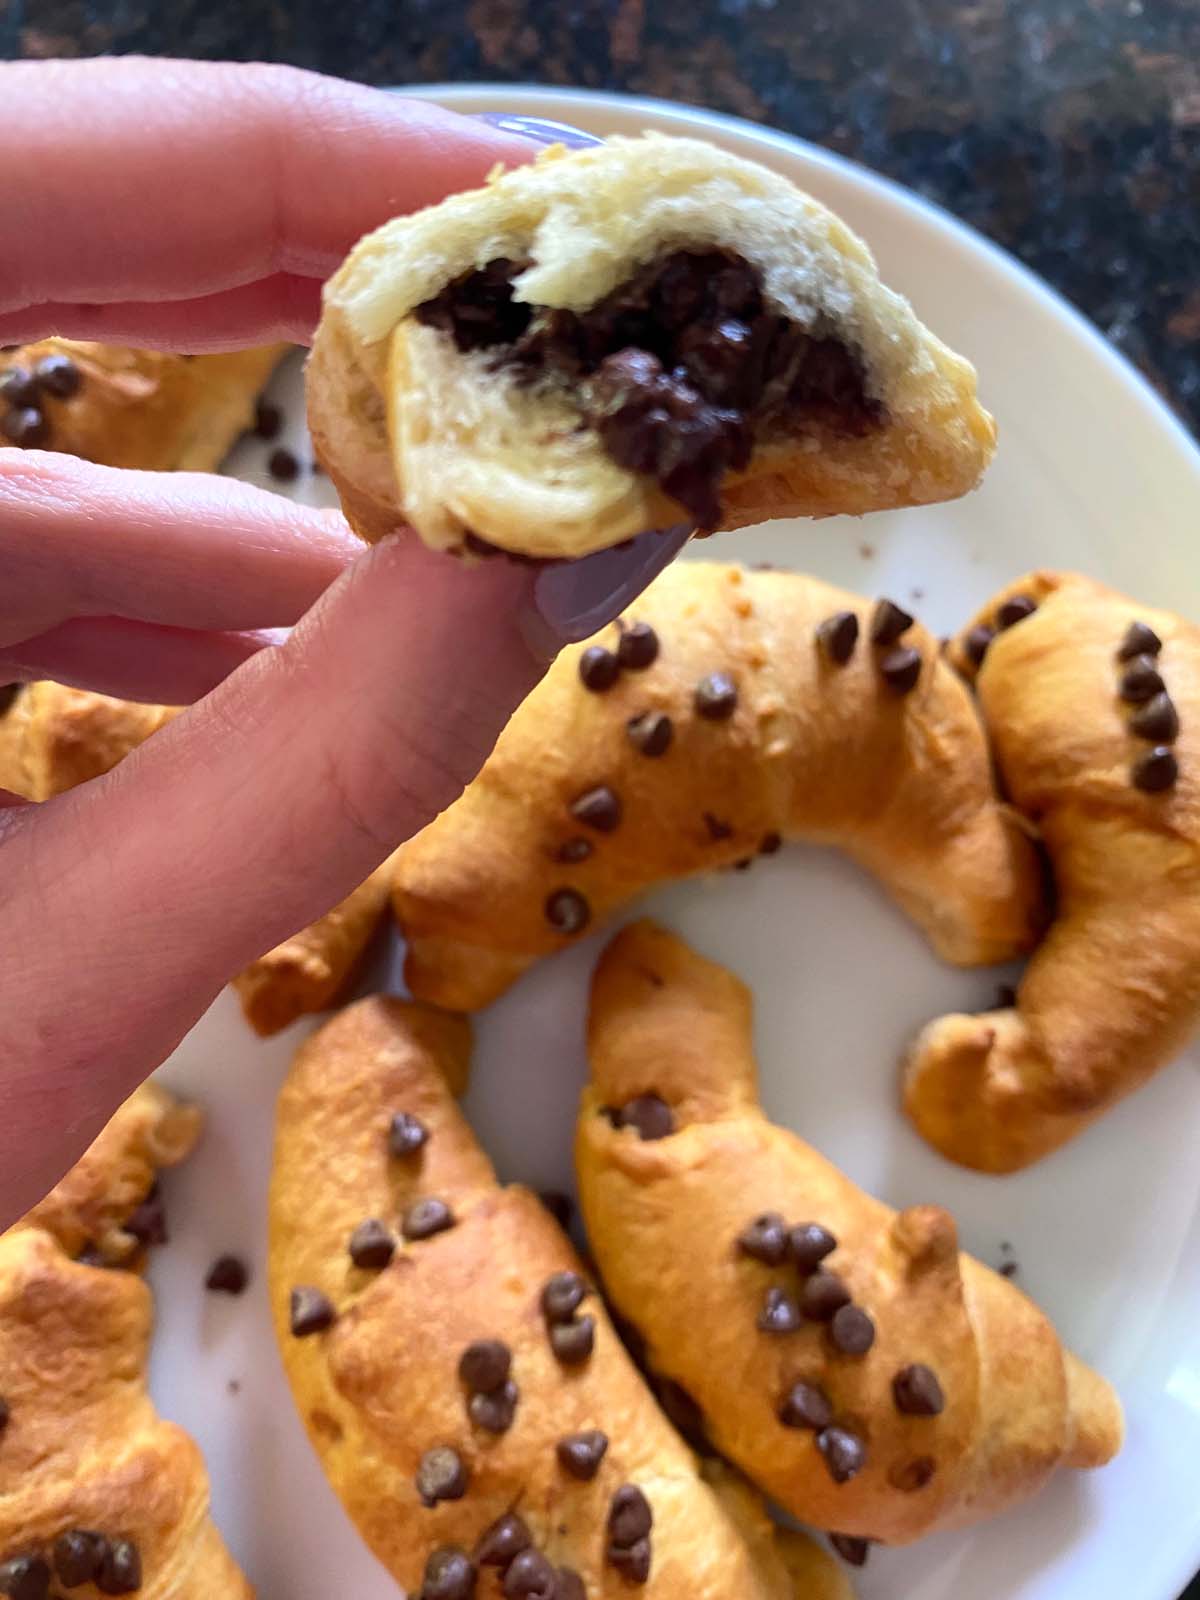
(521, 525), (694, 658)
(477, 113), (602, 150)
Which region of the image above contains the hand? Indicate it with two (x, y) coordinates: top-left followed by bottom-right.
(0, 59), (683, 1226)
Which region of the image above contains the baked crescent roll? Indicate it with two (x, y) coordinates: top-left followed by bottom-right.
(0, 681), (392, 1036)
(0, 339), (286, 470)
(269, 995), (854, 1597)
(308, 134), (995, 557)
(576, 922), (1123, 1547)
(905, 571), (1200, 1171)
(392, 561), (1044, 1010)
(0, 1084), (253, 1596)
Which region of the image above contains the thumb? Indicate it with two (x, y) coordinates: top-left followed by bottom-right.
(0, 536), (541, 1219)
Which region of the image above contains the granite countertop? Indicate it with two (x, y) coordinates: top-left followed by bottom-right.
(4, 2), (1199, 1595)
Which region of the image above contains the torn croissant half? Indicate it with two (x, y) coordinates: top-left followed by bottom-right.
(308, 134), (996, 558)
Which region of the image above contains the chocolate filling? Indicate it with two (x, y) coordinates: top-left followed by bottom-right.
(415, 249), (883, 529)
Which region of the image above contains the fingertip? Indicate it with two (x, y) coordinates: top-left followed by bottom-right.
(524, 526), (694, 654)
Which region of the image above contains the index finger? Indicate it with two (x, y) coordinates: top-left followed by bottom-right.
(2, 59), (534, 321)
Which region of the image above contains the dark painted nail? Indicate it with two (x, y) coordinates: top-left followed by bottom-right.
(522, 525), (693, 655)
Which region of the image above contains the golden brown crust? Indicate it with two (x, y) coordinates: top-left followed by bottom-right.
(0, 681), (392, 1035)
(904, 571), (1200, 1171)
(392, 562), (1045, 1010)
(0, 1088), (252, 1595)
(0, 340), (286, 471)
(268, 995), (849, 1597)
(232, 854), (397, 1036)
(311, 135), (994, 557)
(576, 922), (1122, 1545)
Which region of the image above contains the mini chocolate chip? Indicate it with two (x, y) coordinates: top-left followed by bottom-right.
(1118, 620), (1162, 660)
(389, 1110), (430, 1158)
(0, 366), (38, 407)
(53, 1531), (106, 1587)
(791, 1223), (837, 1272)
(253, 399), (283, 439)
(421, 1546), (476, 1600)
(0, 1397), (8, 1434)
(1119, 654), (1165, 703)
(618, 621), (660, 670)
(556, 1570), (586, 1600)
(468, 1379), (519, 1434)
(607, 1538), (651, 1584)
(537, 1190), (574, 1228)
(0, 684), (18, 717)
(557, 1428), (609, 1480)
(570, 785), (622, 832)
(579, 645), (620, 692)
(963, 623), (994, 666)
(1132, 746), (1179, 793)
(615, 1094), (674, 1140)
(123, 1186), (167, 1248)
(476, 1512), (532, 1567)
(694, 671), (738, 719)
(349, 1218), (396, 1270)
(889, 1455), (937, 1492)
(459, 1339), (512, 1393)
(289, 1285), (336, 1337)
(996, 594), (1037, 629)
(880, 645), (922, 693)
(205, 1254), (249, 1294)
(999, 1259), (1018, 1278)
(609, 1484), (653, 1547)
(777, 1380), (834, 1431)
(816, 1425), (868, 1484)
(542, 1271), (589, 1323)
(817, 610), (859, 665)
(550, 1316), (596, 1365)
(402, 1198), (456, 1241)
(1130, 691), (1180, 743)
(893, 1363), (946, 1416)
(627, 710), (673, 756)
(737, 1212), (791, 1266)
(703, 811), (733, 841)
(503, 1550), (557, 1599)
(34, 353), (81, 398)
(417, 1446), (469, 1507)
(995, 984), (1018, 1008)
(829, 1534), (871, 1567)
(267, 446), (299, 482)
(757, 1285), (803, 1334)
(2, 406), (49, 446)
(801, 1271), (852, 1323)
(830, 1304), (876, 1356)
(759, 830), (782, 854)
(733, 857), (753, 871)
(556, 836), (594, 863)
(870, 598), (913, 646)
(545, 888), (591, 935)
(0, 1556), (50, 1600)
(97, 1540), (141, 1595)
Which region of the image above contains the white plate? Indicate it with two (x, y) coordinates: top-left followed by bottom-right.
(147, 88), (1200, 1600)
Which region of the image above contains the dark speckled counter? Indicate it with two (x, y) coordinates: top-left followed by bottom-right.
(3, 2), (1199, 1593)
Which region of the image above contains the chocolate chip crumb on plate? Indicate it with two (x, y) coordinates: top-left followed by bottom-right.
(147, 86), (1200, 1600)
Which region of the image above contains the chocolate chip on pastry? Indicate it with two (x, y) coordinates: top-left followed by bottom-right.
(309, 134), (994, 557)
(913, 571), (1200, 1171)
(0, 681), (398, 1039)
(0, 1086), (250, 1596)
(577, 921), (1123, 1544)
(0, 339), (285, 470)
(391, 562), (1045, 1010)
(269, 995), (853, 1598)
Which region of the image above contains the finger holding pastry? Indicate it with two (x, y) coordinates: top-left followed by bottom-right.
(905, 571), (1200, 1172)
(576, 922), (1123, 1546)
